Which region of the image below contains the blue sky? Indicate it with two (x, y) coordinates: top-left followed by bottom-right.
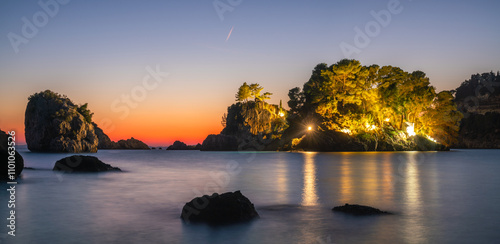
(1, 0), (499, 144)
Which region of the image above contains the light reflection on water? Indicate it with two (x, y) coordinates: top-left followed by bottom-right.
(301, 152), (318, 206)
(1, 149), (500, 243)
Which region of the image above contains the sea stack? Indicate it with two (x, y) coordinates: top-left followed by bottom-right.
(25, 90), (98, 153)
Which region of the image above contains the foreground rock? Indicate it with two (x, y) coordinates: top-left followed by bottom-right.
(332, 203), (391, 216)
(0, 130), (24, 180)
(201, 134), (238, 151)
(181, 191), (259, 224)
(167, 141), (202, 150)
(25, 90), (98, 152)
(53, 155), (121, 172)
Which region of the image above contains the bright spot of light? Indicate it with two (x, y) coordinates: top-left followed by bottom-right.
(279, 111), (285, 117)
(307, 126), (312, 131)
(385, 118), (390, 122)
(406, 123), (416, 136)
(341, 128), (352, 135)
(426, 135), (437, 143)
(365, 123), (377, 131)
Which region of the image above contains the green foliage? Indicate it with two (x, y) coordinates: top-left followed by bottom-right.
(225, 83), (287, 137)
(235, 82), (273, 102)
(30, 90), (95, 124)
(295, 59), (463, 146)
(77, 103), (94, 123)
(235, 82), (252, 102)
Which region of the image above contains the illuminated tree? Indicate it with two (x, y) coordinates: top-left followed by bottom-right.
(235, 82), (252, 102)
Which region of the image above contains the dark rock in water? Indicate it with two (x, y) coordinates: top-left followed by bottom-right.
(194, 143), (202, 150)
(93, 123), (150, 150)
(181, 191), (259, 224)
(53, 155), (121, 172)
(0, 130), (24, 180)
(115, 137), (150, 150)
(201, 134), (238, 151)
(167, 140), (188, 150)
(25, 90), (98, 153)
(332, 203), (391, 215)
(167, 141), (201, 150)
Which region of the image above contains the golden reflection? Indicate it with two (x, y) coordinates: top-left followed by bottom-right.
(403, 152), (424, 244)
(362, 158), (379, 201)
(275, 157), (288, 203)
(381, 153), (394, 200)
(339, 153), (353, 203)
(301, 152), (318, 206)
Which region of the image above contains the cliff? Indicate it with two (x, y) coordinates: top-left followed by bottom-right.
(453, 72), (500, 148)
(24, 90), (98, 153)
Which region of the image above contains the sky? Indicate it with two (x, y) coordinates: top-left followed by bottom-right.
(1, 0), (499, 146)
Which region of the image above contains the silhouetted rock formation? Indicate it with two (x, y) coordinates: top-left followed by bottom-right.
(25, 90), (98, 152)
(0, 130), (24, 181)
(167, 141), (202, 150)
(115, 138), (150, 150)
(181, 191), (259, 225)
(201, 134), (238, 151)
(93, 123), (150, 150)
(453, 112), (500, 149)
(332, 204), (391, 216)
(93, 123), (115, 149)
(53, 155), (121, 172)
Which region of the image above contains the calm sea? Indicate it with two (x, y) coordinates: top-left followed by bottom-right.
(1, 147), (500, 244)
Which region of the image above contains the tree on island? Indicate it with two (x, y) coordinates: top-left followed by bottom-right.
(223, 83), (286, 139)
(285, 59), (462, 148)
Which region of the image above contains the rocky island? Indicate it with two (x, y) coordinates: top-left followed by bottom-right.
(24, 90), (149, 152)
(25, 90), (99, 153)
(201, 60), (461, 152)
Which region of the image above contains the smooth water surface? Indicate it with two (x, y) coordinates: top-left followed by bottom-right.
(1, 148), (500, 243)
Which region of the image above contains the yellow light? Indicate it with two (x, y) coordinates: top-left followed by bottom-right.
(406, 123), (416, 136)
(365, 123), (377, 131)
(307, 126), (312, 131)
(341, 128), (352, 135)
(385, 118), (390, 122)
(426, 135), (437, 143)
(278, 112), (285, 117)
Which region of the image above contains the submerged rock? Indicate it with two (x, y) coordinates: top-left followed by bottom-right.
(25, 90), (98, 153)
(0, 130), (24, 180)
(181, 191), (259, 224)
(53, 155), (121, 172)
(332, 203), (391, 216)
